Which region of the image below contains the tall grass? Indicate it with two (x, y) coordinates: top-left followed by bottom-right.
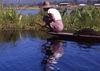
(0, 6), (18, 30)
(62, 6), (100, 32)
(0, 6), (100, 32)
(18, 14), (43, 30)
(0, 6), (43, 30)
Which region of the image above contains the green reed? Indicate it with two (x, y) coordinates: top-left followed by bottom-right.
(0, 6), (44, 30)
(0, 6), (100, 32)
(62, 6), (100, 32)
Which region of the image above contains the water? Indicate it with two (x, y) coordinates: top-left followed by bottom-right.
(3, 0), (70, 5)
(0, 31), (100, 71)
(16, 10), (40, 15)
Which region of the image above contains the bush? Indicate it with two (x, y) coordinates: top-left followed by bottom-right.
(0, 7), (44, 30)
(62, 6), (100, 32)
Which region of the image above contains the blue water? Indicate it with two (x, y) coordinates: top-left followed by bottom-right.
(3, 0), (67, 5)
(16, 10), (40, 15)
(0, 35), (100, 71)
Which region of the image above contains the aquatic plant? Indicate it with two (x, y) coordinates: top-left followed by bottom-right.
(62, 6), (100, 32)
(0, 6), (44, 30)
(0, 7), (19, 30)
(0, 5), (100, 32)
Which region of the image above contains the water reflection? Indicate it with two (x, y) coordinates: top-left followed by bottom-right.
(76, 40), (97, 48)
(41, 37), (64, 71)
(0, 30), (20, 42)
(0, 31), (100, 71)
(0, 30), (49, 42)
(76, 42), (92, 49)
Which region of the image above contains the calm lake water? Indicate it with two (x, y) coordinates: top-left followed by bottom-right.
(0, 31), (100, 71)
(16, 10), (40, 15)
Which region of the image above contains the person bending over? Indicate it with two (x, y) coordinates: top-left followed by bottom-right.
(42, 1), (64, 32)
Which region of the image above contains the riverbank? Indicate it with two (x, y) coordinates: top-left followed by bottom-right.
(0, 6), (100, 33)
(15, 6), (40, 10)
(3, 6), (40, 10)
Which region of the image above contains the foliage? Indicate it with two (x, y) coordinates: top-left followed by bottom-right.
(0, 6), (44, 30)
(0, 6), (100, 32)
(0, 7), (19, 30)
(18, 13), (43, 30)
(62, 6), (100, 32)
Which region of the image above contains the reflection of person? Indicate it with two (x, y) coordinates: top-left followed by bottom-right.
(41, 1), (64, 32)
(41, 38), (64, 71)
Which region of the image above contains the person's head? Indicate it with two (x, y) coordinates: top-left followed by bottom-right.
(42, 1), (54, 11)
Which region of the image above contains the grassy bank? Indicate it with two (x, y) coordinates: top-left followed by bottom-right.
(0, 6), (43, 31)
(0, 6), (100, 32)
(15, 6), (40, 10)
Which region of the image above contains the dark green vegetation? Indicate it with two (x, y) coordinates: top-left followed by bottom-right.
(0, 6), (100, 33)
(62, 6), (100, 32)
(0, 6), (43, 31)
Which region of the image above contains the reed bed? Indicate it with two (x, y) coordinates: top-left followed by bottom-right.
(0, 6), (100, 32)
(62, 6), (100, 32)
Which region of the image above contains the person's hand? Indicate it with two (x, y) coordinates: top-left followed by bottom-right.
(48, 13), (55, 22)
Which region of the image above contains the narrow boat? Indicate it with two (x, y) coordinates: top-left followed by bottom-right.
(48, 32), (100, 42)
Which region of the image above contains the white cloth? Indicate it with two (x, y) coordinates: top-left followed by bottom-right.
(48, 8), (62, 20)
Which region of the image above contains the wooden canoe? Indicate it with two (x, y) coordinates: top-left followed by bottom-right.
(48, 32), (100, 42)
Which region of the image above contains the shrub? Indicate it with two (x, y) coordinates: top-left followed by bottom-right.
(62, 6), (100, 32)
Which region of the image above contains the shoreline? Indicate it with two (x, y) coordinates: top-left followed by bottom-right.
(3, 6), (40, 10)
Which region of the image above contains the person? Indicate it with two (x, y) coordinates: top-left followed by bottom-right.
(41, 1), (64, 32)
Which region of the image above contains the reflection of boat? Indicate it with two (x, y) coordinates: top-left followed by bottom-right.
(48, 32), (100, 42)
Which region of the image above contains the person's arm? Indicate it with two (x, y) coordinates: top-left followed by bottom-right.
(48, 13), (55, 22)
